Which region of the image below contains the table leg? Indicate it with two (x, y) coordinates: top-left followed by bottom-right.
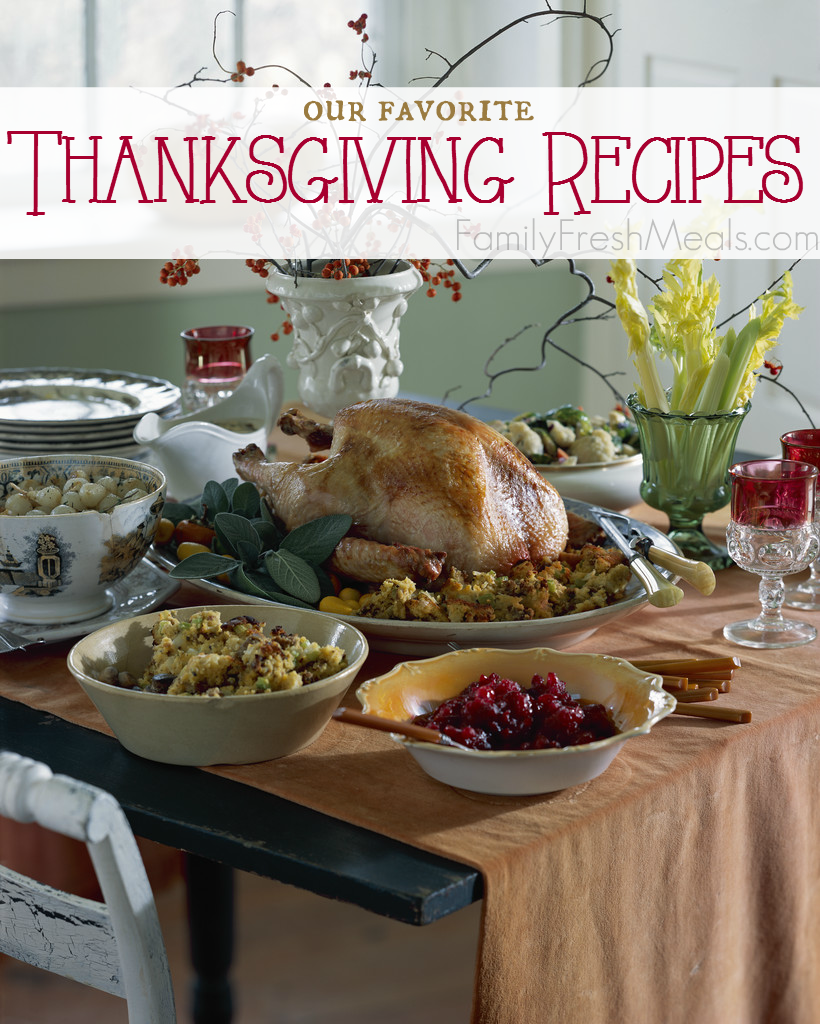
(185, 852), (235, 1024)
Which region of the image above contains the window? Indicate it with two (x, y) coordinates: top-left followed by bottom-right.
(1, 0), (581, 90)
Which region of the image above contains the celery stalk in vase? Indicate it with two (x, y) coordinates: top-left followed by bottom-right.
(610, 259), (802, 415)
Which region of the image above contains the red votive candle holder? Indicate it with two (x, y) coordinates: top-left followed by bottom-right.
(781, 429), (820, 471)
(729, 459), (817, 529)
(181, 325), (254, 410)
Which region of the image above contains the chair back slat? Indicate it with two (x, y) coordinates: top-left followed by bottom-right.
(0, 865), (122, 995)
(0, 751), (176, 1023)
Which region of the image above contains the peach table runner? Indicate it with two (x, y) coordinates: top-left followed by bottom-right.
(3, 509), (820, 1024)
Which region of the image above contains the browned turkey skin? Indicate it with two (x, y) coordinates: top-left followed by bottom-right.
(233, 398), (569, 584)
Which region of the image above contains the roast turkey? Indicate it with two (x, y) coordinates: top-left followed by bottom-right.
(233, 398), (569, 584)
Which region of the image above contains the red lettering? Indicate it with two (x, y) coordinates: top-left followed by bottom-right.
(463, 137), (513, 203)
(591, 135), (631, 204)
(246, 136), (287, 203)
(6, 130), (62, 215)
(631, 137), (671, 203)
(543, 132), (589, 216)
(762, 135), (803, 203)
(688, 137), (724, 203)
(201, 136), (246, 204)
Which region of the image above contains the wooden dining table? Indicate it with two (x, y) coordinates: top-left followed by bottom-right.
(3, 429), (820, 1024)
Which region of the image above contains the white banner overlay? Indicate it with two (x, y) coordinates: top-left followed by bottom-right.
(2, 86), (818, 259)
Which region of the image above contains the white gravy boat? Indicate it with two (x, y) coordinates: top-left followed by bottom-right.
(134, 353), (284, 500)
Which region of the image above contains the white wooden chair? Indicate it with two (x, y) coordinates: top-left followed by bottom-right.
(0, 750), (176, 1023)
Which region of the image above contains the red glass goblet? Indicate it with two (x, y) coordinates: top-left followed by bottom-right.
(724, 459), (820, 648)
(181, 325), (254, 411)
(781, 429), (820, 610)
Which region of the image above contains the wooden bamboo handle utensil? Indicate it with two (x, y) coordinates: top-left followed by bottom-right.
(332, 706), (449, 745)
(646, 547), (717, 596)
(671, 705), (752, 724)
(632, 656), (740, 676)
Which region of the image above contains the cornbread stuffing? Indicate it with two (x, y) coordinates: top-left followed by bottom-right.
(100, 609), (347, 696)
(356, 544), (631, 623)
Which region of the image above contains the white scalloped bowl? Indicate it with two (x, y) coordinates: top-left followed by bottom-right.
(67, 604), (369, 766)
(535, 453), (643, 511)
(356, 646), (674, 795)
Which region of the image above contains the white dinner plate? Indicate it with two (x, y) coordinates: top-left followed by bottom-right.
(0, 369), (180, 427)
(149, 500), (679, 655)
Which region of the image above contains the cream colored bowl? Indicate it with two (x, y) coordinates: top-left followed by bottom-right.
(535, 453), (643, 511)
(68, 604), (369, 766)
(357, 647), (674, 795)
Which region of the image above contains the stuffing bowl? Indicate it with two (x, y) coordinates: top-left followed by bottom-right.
(356, 647), (674, 795)
(0, 454), (166, 624)
(67, 604), (369, 766)
(535, 453), (643, 512)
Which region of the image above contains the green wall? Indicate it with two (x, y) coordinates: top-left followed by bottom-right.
(0, 261), (590, 418)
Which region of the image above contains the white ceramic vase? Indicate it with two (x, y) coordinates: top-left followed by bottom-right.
(267, 261), (423, 418)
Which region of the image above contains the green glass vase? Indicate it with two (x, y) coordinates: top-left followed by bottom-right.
(626, 392), (750, 570)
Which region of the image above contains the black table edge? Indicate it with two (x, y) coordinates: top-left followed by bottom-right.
(0, 697), (482, 926)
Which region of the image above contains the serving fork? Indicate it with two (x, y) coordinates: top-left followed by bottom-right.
(0, 625), (45, 654)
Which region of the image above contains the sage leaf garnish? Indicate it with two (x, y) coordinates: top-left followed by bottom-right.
(231, 481), (261, 518)
(162, 501), (197, 525)
(250, 517), (283, 550)
(167, 478), (352, 612)
(220, 477), (240, 503)
(313, 563), (339, 600)
(242, 569), (315, 608)
(265, 549), (322, 604)
(214, 511), (263, 560)
(168, 552), (240, 579)
(202, 480), (230, 520)
(280, 514), (352, 564)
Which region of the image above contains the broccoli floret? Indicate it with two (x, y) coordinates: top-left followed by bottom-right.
(545, 405), (592, 436)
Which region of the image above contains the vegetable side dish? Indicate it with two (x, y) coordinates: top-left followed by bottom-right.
(413, 671), (619, 750)
(98, 609), (347, 696)
(1, 469), (153, 516)
(489, 404), (639, 466)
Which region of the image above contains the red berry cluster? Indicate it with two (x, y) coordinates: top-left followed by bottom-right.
(320, 258), (371, 279)
(159, 258), (200, 286)
(231, 60), (255, 82)
(244, 212), (263, 244)
(410, 259), (463, 302)
(347, 12), (371, 78)
(245, 258), (269, 279)
(348, 13), (368, 39)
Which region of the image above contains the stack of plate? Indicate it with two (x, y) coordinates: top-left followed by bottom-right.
(0, 368), (181, 457)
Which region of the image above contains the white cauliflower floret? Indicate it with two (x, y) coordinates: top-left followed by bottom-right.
(505, 421), (544, 457)
(546, 420), (576, 448)
(569, 428), (619, 464)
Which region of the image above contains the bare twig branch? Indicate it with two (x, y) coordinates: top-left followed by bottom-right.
(714, 258), (803, 330)
(451, 261), (619, 410)
(413, 5), (616, 90)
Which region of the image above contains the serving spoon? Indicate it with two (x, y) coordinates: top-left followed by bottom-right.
(332, 706), (468, 748)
